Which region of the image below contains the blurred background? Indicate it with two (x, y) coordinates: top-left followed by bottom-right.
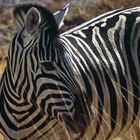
(0, 0), (140, 140)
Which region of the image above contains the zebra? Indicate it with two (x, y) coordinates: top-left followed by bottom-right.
(0, 2), (140, 140)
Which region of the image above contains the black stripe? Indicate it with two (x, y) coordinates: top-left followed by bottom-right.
(91, 68), (104, 140)
(105, 67), (117, 139)
(124, 15), (139, 125)
(0, 93), (18, 130)
(37, 83), (70, 96)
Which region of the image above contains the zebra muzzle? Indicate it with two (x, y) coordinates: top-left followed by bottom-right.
(62, 111), (92, 135)
(60, 94), (95, 135)
(62, 113), (84, 134)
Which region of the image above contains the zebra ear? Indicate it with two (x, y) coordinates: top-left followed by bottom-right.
(25, 7), (41, 35)
(53, 3), (70, 29)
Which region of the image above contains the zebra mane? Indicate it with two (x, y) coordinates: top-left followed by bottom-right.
(13, 3), (59, 38)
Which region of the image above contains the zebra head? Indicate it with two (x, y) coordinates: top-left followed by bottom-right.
(6, 3), (94, 136)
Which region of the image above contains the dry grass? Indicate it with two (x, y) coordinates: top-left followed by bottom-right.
(0, 60), (6, 78)
(0, 133), (4, 140)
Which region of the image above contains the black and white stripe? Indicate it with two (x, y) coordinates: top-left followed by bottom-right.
(0, 4), (140, 140)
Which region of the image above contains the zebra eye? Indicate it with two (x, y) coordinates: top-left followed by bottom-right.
(40, 62), (55, 71)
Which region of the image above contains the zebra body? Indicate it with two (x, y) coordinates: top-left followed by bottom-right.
(0, 3), (140, 140)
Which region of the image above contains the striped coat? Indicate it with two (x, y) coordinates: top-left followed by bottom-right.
(0, 3), (140, 140)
